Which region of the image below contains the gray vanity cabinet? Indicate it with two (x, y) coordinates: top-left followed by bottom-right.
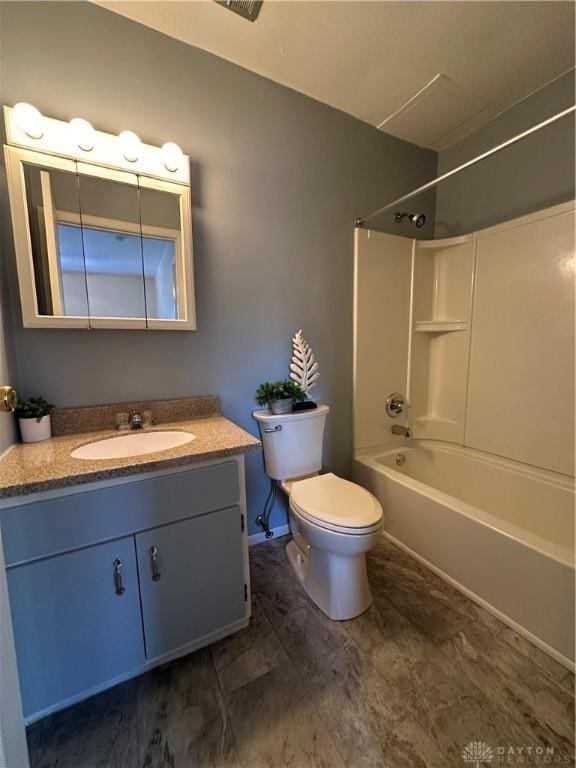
(136, 507), (246, 660)
(7, 536), (145, 718)
(1, 458), (250, 722)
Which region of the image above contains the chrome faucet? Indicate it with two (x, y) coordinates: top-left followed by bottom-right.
(116, 409), (151, 431)
(391, 424), (412, 439)
(129, 410), (143, 430)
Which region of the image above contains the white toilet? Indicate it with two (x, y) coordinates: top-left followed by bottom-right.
(253, 405), (383, 620)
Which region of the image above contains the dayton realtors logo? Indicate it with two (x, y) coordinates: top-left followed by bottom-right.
(462, 742), (494, 767)
(462, 742), (570, 765)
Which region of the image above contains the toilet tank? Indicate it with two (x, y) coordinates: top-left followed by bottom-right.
(253, 405), (329, 481)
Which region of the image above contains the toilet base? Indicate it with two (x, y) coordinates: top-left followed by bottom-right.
(286, 538), (373, 621)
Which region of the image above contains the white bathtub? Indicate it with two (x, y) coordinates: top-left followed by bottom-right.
(353, 441), (575, 668)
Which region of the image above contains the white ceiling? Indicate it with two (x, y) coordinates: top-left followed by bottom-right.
(94, 0), (575, 151)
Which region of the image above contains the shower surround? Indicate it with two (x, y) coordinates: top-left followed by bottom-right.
(353, 200), (576, 667)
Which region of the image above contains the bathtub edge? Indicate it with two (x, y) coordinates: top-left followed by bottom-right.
(381, 530), (575, 673)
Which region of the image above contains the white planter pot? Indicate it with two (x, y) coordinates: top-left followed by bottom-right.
(19, 415), (52, 443)
(270, 399), (293, 415)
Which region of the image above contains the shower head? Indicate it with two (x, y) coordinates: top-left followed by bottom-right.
(394, 212), (426, 228)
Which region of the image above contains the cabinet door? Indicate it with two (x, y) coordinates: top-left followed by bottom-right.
(7, 537), (145, 719)
(136, 507), (246, 660)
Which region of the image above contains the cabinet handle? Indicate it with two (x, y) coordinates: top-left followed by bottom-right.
(113, 558), (126, 596)
(150, 546), (161, 581)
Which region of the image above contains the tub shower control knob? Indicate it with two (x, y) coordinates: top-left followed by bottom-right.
(386, 393), (406, 419)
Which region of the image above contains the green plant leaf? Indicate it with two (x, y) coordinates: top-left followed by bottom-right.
(15, 396), (54, 420)
(255, 379), (306, 405)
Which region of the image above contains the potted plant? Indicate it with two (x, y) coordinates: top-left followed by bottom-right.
(15, 396), (55, 443)
(256, 380), (306, 415)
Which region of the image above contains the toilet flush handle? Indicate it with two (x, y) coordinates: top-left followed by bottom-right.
(263, 425), (283, 433)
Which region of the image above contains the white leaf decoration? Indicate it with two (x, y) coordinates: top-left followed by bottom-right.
(290, 329), (320, 395)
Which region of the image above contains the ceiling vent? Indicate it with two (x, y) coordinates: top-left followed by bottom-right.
(215, 1), (263, 22)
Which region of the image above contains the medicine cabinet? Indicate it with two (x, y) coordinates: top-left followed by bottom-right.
(3, 109), (195, 330)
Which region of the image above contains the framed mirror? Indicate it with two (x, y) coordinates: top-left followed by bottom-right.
(4, 146), (195, 330)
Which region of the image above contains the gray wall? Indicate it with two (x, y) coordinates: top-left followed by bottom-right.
(0, 166), (17, 455)
(0, 281), (16, 455)
(435, 70), (575, 236)
(0, 2), (437, 533)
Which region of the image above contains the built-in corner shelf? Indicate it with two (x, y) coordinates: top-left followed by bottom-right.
(416, 235), (472, 250)
(413, 320), (468, 333)
(412, 414), (461, 442)
(413, 415), (458, 426)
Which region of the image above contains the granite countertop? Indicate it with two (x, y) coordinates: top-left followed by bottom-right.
(0, 415), (261, 499)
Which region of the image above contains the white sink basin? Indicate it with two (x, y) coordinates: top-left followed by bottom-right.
(71, 431), (196, 460)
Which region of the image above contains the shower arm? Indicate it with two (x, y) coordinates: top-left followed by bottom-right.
(355, 104), (576, 228)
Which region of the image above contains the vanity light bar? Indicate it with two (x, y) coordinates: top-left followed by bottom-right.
(69, 118), (96, 152)
(4, 104), (190, 185)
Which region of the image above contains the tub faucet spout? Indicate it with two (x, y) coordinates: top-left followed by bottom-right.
(391, 424), (412, 439)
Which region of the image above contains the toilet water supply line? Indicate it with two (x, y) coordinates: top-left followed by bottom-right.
(355, 105), (576, 227)
(256, 330), (320, 538)
(256, 479), (277, 539)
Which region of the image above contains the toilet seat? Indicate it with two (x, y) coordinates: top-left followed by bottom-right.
(289, 473), (383, 534)
(290, 502), (383, 535)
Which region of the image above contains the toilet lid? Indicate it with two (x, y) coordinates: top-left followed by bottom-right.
(290, 473), (382, 529)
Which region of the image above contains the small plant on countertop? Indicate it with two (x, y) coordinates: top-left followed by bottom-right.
(256, 380), (306, 414)
(15, 396), (55, 421)
(16, 396), (55, 443)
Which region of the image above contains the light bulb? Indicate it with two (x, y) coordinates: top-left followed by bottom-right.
(13, 103), (44, 139)
(161, 142), (183, 172)
(118, 130), (142, 163)
(69, 118), (95, 151)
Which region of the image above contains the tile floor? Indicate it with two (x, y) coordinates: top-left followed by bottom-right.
(27, 535), (575, 768)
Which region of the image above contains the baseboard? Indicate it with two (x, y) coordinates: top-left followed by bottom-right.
(248, 524), (290, 546)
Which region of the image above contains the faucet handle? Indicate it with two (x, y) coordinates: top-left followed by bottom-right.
(386, 393), (406, 419)
(116, 412), (130, 431)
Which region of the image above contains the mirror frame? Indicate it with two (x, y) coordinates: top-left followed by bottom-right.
(4, 146), (196, 330)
